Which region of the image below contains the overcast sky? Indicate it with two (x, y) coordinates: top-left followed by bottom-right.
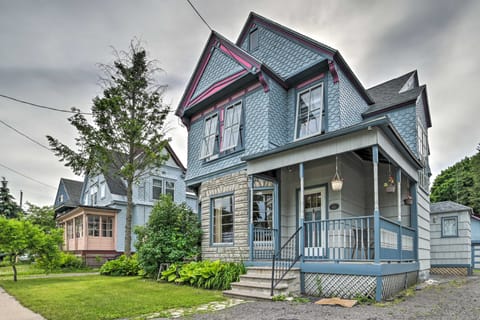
(1, 0), (479, 207)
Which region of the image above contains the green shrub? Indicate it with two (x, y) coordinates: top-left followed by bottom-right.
(100, 254), (140, 276)
(135, 196), (202, 277)
(58, 252), (85, 269)
(161, 260), (246, 290)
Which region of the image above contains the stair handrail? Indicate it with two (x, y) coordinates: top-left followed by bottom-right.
(270, 226), (302, 296)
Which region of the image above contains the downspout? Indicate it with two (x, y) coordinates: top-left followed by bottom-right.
(372, 145), (383, 302)
(396, 168), (402, 261)
(299, 163), (305, 263)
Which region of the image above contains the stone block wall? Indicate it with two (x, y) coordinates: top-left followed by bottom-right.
(198, 170), (249, 261)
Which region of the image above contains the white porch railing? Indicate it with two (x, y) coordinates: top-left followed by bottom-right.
(303, 216), (415, 262)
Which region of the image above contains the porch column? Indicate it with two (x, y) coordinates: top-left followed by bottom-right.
(372, 146), (380, 265)
(299, 162), (305, 262)
(248, 175), (254, 261)
(396, 168), (402, 223)
(410, 182), (418, 260)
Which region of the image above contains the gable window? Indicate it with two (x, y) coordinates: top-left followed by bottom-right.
(90, 185), (98, 205)
(221, 101), (242, 151)
(165, 181), (175, 200)
(295, 84), (324, 139)
(211, 195), (234, 244)
(58, 194), (64, 203)
(249, 28), (259, 51)
(442, 216), (458, 237)
(152, 179), (163, 200)
(100, 181), (106, 199)
(200, 113), (218, 159)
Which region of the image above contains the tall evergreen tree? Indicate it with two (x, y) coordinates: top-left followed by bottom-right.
(0, 177), (22, 219)
(47, 41), (170, 256)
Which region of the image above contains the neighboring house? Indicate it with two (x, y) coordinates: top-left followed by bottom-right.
(430, 201), (473, 275)
(176, 12), (432, 301)
(471, 214), (480, 269)
(54, 144), (196, 266)
(53, 178), (83, 217)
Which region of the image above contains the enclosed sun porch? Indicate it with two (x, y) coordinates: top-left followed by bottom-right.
(244, 121), (422, 280)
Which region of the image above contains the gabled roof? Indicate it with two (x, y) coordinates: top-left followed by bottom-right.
(364, 71), (432, 128)
(236, 12), (374, 104)
(59, 178), (83, 207)
(431, 201), (473, 214)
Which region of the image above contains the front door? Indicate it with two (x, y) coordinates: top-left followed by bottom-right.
(302, 187), (327, 258)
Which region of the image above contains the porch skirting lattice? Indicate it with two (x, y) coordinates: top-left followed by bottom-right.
(303, 273), (376, 299)
(430, 267), (469, 276)
(381, 271), (418, 300)
(303, 271), (418, 300)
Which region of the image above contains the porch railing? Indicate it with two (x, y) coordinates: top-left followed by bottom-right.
(303, 216), (415, 262)
(271, 226), (301, 296)
(252, 227), (277, 260)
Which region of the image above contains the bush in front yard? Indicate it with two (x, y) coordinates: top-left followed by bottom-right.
(57, 252), (85, 270)
(161, 260), (246, 290)
(134, 195), (201, 277)
(100, 254), (140, 276)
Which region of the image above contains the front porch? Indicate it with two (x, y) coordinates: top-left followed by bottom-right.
(243, 129), (422, 300)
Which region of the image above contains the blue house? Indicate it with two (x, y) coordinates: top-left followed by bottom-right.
(176, 13), (432, 300)
(54, 143), (197, 266)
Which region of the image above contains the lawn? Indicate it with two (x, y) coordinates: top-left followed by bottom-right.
(0, 275), (225, 320)
(0, 263), (96, 280)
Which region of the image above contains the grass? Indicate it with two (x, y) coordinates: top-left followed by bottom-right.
(0, 263), (96, 280)
(0, 275), (225, 320)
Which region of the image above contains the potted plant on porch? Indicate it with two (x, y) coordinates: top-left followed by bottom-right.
(384, 175), (395, 193)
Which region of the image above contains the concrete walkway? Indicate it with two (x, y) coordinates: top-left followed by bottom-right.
(0, 287), (45, 320)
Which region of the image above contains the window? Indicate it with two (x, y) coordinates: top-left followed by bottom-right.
(212, 195), (234, 244)
(100, 181), (106, 199)
(165, 181), (175, 200)
(67, 221), (74, 239)
(102, 217), (113, 237)
(253, 190), (273, 229)
(138, 181), (146, 201)
(75, 216), (83, 238)
(418, 168), (430, 191)
(442, 216), (458, 237)
(295, 84), (324, 139)
(200, 113), (218, 159)
(417, 122), (428, 162)
(249, 28), (259, 51)
(88, 215), (100, 237)
(221, 102), (242, 151)
(152, 179), (163, 200)
(58, 194), (64, 203)
(90, 185), (98, 205)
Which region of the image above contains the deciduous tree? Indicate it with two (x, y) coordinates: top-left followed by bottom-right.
(47, 41), (170, 256)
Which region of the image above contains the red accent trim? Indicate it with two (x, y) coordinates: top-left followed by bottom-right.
(328, 61), (339, 84)
(219, 44), (253, 69)
(258, 73), (269, 92)
(187, 70), (247, 107)
(296, 73), (325, 89)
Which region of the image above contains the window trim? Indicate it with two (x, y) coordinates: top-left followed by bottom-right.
(200, 112), (219, 160)
(210, 193), (235, 246)
(220, 101), (242, 152)
(294, 83), (325, 141)
(441, 216), (458, 238)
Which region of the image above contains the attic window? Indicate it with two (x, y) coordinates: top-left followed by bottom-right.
(58, 194), (64, 203)
(399, 73), (415, 93)
(249, 28), (259, 51)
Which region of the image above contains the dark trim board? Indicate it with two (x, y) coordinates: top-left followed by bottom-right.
(300, 261), (419, 276)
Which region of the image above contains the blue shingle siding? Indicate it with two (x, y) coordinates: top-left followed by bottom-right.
(268, 80), (288, 147)
(241, 25), (327, 79)
(338, 69), (368, 128)
(245, 88), (270, 155)
(54, 182), (69, 207)
(326, 72), (341, 132)
(192, 48), (244, 100)
(387, 106), (417, 154)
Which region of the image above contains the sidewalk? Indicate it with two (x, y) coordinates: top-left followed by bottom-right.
(0, 287), (45, 320)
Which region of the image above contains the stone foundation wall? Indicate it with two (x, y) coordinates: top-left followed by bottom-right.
(199, 170), (249, 261)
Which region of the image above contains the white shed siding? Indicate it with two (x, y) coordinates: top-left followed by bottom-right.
(417, 188), (430, 280)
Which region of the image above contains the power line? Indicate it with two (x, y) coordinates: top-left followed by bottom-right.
(0, 93), (92, 115)
(0, 162), (57, 190)
(0, 119), (51, 151)
(186, 0), (212, 31)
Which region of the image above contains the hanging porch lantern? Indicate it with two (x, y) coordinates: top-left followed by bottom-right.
(331, 156), (343, 191)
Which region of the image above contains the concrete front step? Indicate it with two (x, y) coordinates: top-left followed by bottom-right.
(223, 289), (273, 301)
(246, 266), (300, 277)
(231, 280), (288, 296)
(239, 273), (297, 286)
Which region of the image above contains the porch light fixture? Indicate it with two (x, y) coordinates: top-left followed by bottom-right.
(331, 156), (343, 192)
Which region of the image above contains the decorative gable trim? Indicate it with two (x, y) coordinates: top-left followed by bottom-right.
(176, 31), (266, 123)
